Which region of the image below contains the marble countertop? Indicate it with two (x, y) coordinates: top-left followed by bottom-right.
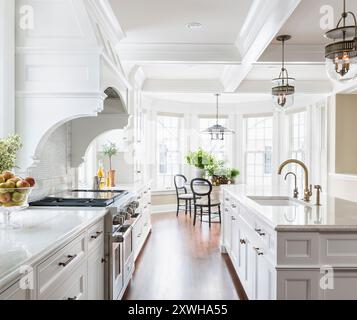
(223, 185), (357, 232)
(0, 207), (108, 290)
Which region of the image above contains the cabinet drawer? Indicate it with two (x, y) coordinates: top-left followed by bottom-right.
(320, 234), (357, 265)
(88, 219), (104, 252)
(38, 233), (86, 296)
(41, 262), (87, 300)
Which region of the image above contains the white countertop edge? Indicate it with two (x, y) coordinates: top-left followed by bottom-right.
(0, 209), (108, 291)
(223, 185), (357, 233)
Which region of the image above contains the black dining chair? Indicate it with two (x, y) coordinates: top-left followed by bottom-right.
(174, 174), (195, 217)
(191, 178), (222, 228)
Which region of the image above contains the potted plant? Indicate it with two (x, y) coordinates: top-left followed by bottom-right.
(0, 134), (23, 173)
(227, 168), (240, 184)
(102, 142), (119, 187)
(186, 149), (215, 178)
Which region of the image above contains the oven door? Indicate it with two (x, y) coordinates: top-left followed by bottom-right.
(112, 241), (123, 300)
(122, 227), (134, 283)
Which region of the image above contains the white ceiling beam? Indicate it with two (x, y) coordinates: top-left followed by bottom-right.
(222, 0), (301, 93)
(117, 43), (241, 64)
(143, 79), (224, 94)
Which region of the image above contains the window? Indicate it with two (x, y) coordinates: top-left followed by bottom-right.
(199, 117), (229, 162)
(245, 116), (273, 186)
(289, 111), (307, 192)
(156, 114), (184, 190)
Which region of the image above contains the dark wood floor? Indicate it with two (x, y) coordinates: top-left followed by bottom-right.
(124, 212), (247, 300)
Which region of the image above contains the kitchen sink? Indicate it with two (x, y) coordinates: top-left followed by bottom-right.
(247, 196), (307, 207)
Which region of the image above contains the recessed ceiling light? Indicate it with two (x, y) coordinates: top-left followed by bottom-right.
(186, 22), (202, 30)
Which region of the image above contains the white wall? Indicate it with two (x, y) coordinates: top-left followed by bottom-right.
(0, 0), (15, 138)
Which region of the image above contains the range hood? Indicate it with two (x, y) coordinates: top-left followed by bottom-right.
(70, 87), (131, 167)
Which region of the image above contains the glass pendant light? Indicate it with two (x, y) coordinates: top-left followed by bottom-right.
(272, 35), (295, 112)
(202, 94), (235, 141)
(324, 0), (357, 82)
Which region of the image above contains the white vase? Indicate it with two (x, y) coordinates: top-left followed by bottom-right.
(195, 168), (205, 179)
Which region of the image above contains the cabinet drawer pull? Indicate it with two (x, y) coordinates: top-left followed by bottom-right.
(231, 204), (237, 209)
(255, 229), (266, 236)
(231, 216), (237, 221)
(225, 198), (230, 201)
(137, 233), (142, 238)
(254, 247), (264, 256)
(59, 254), (77, 267)
(91, 231), (103, 240)
(67, 296), (77, 301)
(240, 239), (246, 245)
(225, 208), (229, 212)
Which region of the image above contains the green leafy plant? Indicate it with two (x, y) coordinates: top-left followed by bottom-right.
(227, 168), (240, 179)
(0, 134), (23, 173)
(186, 149), (216, 170)
(102, 142), (119, 171)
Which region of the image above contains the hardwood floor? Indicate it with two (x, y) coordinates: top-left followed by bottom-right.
(124, 212), (247, 300)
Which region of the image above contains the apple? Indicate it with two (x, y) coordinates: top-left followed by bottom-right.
(3, 172), (15, 181)
(24, 177), (36, 188)
(12, 192), (25, 203)
(0, 183), (8, 193)
(0, 193), (12, 204)
(5, 181), (16, 189)
(16, 180), (30, 189)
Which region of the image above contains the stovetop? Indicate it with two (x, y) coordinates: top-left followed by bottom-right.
(30, 190), (129, 208)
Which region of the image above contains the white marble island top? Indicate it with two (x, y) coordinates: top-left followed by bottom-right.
(0, 207), (108, 289)
(223, 185), (357, 232)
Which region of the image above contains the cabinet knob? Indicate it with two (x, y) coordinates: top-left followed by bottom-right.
(231, 216), (237, 221)
(231, 204), (237, 209)
(240, 239), (246, 245)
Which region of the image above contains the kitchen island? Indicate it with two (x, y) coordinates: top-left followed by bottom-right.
(222, 185), (357, 300)
(0, 208), (108, 300)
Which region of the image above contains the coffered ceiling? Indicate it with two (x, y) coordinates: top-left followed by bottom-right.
(109, 0), (357, 105)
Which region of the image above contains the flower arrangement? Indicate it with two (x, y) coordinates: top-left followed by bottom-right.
(0, 134), (23, 173)
(186, 149), (240, 185)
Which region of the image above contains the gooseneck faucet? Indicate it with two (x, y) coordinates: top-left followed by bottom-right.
(278, 159), (312, 202)
(284, 172), (299, 199)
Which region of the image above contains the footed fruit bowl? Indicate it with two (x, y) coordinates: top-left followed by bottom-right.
(0, 187), (33, 229)
(0, 172), (36, 229)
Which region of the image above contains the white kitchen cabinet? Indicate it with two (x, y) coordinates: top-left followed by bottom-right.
(41, 262), (87, 300)
(0, 281), (32, 300)
(87, 243), (105, 300)
(222, 188), (357, 300)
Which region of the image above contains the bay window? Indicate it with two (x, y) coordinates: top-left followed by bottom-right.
(199, 117), (229, 163)
(156, 114), (184, 190)
(244, 116), (273, 186)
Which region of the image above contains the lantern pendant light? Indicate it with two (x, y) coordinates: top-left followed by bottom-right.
(324, 0), (357, 82)
(272, 35), (295, 112)
(202, 94), (235, 141)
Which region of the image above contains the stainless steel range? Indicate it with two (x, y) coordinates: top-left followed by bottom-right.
(30, 190), (140, 300)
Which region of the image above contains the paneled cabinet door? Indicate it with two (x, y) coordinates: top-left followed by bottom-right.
(241, 231), (255, 300)
(254, 253), (275, 300)
(223, 207), (232, 252)
(230, 215), (239, 269)
(88, 244), (105, 300)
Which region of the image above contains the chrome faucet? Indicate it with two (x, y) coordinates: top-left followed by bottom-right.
(284, 172), (299, 199)
(278, 159), (312, 202)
